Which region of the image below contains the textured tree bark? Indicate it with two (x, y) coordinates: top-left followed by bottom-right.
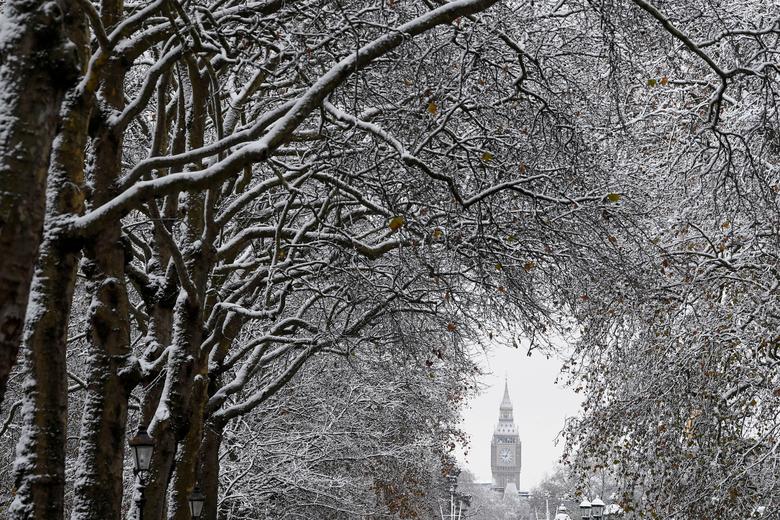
(0, 0), (80, 408)
(157, 59), (221, 520)
(9, 3), (89, 517)
(130, 281), (177, 520)
(70, 127), (135, 520)
(143, 301), (200, 520)
(196, 324), (236, 520)
(9, 109), (88, 518)
(192, 308), (242, 520)
(69, 2), (138, 516)
(166, 349), (209, 520)
(139, 419), (177, 520)
(131, 269), (180, 520)
(157, 253), (210, 520)
(133, 93), (186, 520)
(69, 245), (135, 520)
(197, 421), (223, 520)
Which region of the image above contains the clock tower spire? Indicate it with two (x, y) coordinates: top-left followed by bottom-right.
(490, 378), (521, 491)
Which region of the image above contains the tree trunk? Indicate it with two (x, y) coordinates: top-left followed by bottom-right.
(164, 60), (216, 519)
(9, 4), (89, 517)
(197, 314), (243, 520)
(70, 129), (135, 520)
(131, 71), (190, 520)
(148, 290), (207, 520)
(0, 0), (80, 408)
(129, 291), (177, 520)
(69, 241), (135, 519)
(198, 421), (223, 520)
(69, 0), (136, 512)
(9, 155), (85, 519)
(166, 348), (209, 520)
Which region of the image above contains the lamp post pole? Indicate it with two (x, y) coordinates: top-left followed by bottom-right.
(441, 470), (467, 520)
(135, 475), (146, 520)
(448, 474), (458, 519)
(545, 492), (551, 520)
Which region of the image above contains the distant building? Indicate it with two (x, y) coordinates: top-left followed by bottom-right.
(490, 380), (521, 492)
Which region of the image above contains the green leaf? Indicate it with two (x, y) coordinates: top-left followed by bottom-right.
(606, 193), (621, 203)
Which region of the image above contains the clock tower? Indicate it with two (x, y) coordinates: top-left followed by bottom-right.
(491, 380), (521, 491)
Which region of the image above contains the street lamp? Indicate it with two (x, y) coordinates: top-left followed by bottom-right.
(579, 498), (592, 519)
(129, 426), (155, 520)
(441, 470), (465, 520)
(129, 426), (154, 473)
(188, 485), (206, 519)
(448, 471), (460, 520)
(591, 497), (605, 519)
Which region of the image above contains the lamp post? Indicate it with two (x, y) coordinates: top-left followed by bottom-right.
(545, 491), (551, 520)
(447, 473), (458, 519)
(188, 485), (206, 519)
(591, 497), (605, 519)
(441, 470), (468, 520)
(579, 498), (592, 520)
(129, 426), (155, 520)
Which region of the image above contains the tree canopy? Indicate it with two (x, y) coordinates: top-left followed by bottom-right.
(0, 0), (777, 519)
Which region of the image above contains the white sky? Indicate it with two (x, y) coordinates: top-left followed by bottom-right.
(457, 341), (582, 490)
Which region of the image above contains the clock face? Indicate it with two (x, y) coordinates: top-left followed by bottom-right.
(499, 447), (513, 464)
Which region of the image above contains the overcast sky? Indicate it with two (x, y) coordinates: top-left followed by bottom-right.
(457, 341), (582, 490)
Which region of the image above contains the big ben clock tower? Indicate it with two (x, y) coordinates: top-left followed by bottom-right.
(491, 380), (521, 491)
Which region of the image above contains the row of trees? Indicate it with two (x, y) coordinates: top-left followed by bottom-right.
(0, 0), (624, 518)
(0, 0), (776, 518)
(561, 0), (780, 518)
